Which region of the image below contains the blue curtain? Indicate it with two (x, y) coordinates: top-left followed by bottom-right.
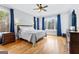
(72, 10), (77, 31)
(42, 17), (45, 30)
(34, 17), (36, 29)
(57, 14), (62, 36)
(37, 18), (39, 30)
(10, 9), (15, 32)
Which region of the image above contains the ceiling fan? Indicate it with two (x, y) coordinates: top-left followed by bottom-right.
(33, 4), (48, 12)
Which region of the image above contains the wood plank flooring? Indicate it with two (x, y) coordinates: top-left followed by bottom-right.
(0, 35), (67, 54)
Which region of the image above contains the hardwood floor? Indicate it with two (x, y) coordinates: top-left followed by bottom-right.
(0, 35), (67, 54)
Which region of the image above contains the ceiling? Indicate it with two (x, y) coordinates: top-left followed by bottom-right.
(1, 4), (79, 17)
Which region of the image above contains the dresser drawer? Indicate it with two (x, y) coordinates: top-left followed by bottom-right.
(70, 41), (79, 45)
(70, 45), (79, 54)
(70, 33), (79, 42)
(69, 31), (79, 54)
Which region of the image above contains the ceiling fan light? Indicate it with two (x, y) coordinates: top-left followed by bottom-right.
(33, 4), (48, 12)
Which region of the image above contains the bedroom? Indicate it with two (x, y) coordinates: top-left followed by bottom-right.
(0, 4), (79, 54)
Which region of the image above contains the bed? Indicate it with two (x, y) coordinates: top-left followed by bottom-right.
(17, 25), (47, 46)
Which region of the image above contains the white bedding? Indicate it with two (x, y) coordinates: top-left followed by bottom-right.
(19, 30), (46, 46)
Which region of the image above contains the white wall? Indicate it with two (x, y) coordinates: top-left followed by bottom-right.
(61, 12), (71, 34)
(14, 9), (33, 25)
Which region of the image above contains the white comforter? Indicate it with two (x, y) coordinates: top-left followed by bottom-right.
(19, 30), (46, 45)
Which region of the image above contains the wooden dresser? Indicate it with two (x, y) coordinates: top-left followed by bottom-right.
(69, 31), (79, 54)
(2, 32), (15, 45)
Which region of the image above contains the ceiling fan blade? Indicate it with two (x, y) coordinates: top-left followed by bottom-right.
(43, 5), (48, 8)
(33, 4), (47, 12)
(42, 9), (47, 11)
(33, 8), (39, 10)
(36, 4), (40, 7)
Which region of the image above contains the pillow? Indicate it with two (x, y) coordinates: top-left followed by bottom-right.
(20, 26), (34, 31)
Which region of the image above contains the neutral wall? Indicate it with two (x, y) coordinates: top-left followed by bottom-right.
(14, 9), (33, 25)
(61, 12), (71, 34)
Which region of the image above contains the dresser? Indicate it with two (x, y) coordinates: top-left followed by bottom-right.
(2, 32), (15, 45)
(69, 31), (79, 54)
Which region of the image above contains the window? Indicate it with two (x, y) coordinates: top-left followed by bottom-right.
(45, 18), (57, 30)
(0, 7), (9, 32)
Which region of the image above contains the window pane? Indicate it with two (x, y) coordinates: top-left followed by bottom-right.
(0, 7), (9, 32)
